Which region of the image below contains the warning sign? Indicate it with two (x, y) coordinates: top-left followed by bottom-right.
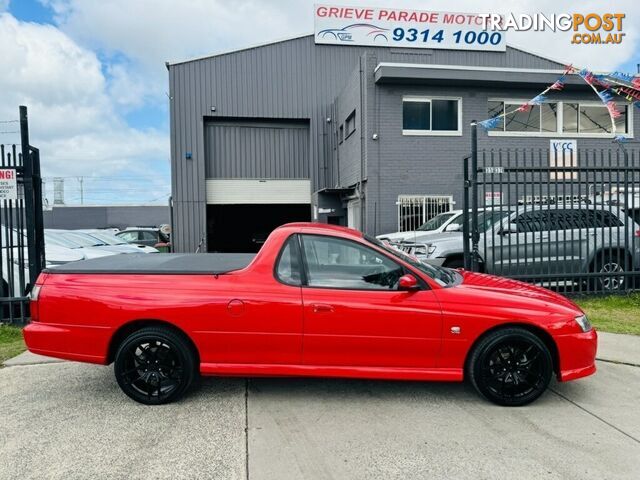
(0, 169), (18, 200)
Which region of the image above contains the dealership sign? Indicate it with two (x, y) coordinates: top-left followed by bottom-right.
(550, 139), (577, 180)
(314, 4), (506, 51)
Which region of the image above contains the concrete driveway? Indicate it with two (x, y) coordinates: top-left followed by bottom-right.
(1, 351), (639, 479)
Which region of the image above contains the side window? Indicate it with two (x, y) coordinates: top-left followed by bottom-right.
(140, 231), (157, 241)
(301, 235), (403, 290)
(118, 231), (138, 242)
(588, 210), (624, 228)
(515, 212), (547, 232)
(275, 237), (302, 286)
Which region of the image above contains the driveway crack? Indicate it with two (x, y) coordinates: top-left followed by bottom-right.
(550, 387), (640, 445)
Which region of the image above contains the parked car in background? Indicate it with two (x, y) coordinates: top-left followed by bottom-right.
(401, 209), (514, 268)
(25, 222), (596, 407)
(406, 205), (640, 291)
(1, 226), (85, 297)
(116, 227), (171, 252)
(45, 230), (119, 259)
(48, 230), (145, 256)
(377, 210), (462, 243)
(79, 230), (159, 254)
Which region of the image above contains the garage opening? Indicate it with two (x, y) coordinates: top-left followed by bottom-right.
(207, 204), (310, 252)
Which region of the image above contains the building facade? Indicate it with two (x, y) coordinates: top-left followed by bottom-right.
(168, 34), (637, 253)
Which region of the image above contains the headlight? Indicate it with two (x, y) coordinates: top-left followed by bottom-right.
(427, 245), (436, 255)
(575, 315), (592, 332)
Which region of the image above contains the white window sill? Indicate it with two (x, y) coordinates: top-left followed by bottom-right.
(487, 131), (633, 139)
(402, 130), (462, 137)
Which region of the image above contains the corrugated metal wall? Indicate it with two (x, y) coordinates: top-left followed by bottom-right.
(204, 120), (309, 179)
(169, 35), (565, 252)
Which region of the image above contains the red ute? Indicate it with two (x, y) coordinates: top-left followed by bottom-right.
(24, 223), (597, 406)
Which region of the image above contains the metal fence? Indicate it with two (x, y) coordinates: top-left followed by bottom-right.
(0, 106), (45, 324)
(463, 124), (640, 294)
(397, 195), (454, 232)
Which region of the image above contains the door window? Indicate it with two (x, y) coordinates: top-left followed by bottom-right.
(140, 231), (158, 241)
(118, 231), (139, 242)
(301, 235), (403, 290)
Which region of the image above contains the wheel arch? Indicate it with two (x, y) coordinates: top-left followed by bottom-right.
(106, 319), (200, 365)
(464, 322), (560, 378)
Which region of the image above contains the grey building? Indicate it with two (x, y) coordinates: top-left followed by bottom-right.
(44, 205), (170, 231)
(167, 34), (637, 253)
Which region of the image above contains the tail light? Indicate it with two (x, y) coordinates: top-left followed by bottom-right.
(635, 230), (640, 238)
(29, 273), (48, 322)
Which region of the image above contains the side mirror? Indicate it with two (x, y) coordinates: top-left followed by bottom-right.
(500, 223), (518, 235)
(398, 274), (419, 291)
(445, 223), (462, 232)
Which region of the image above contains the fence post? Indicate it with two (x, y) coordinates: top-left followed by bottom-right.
(19, 106), (44, 289)
(462, 155), (470, 270)
(470, 121), (480, 271)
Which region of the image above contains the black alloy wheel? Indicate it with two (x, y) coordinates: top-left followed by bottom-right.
(468, 328), (553, 406)
(114, 327), (196, 405)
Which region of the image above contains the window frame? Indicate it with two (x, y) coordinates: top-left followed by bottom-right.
(487, 98), (633, 138)
(296, 233), (425, 292)
(344, 110), (356, 140)
(402, 96), (463, 137)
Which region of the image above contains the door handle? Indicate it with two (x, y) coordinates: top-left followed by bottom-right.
(311, 303), (334, 313)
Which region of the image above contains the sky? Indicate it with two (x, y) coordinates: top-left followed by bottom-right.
(1, 0), (638, 205)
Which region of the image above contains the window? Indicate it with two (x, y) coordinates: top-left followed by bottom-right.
(345, 110), (356, 138)
(403, 97), (461, 135)
(140, 231), (158, 241)
(118, 231), (138, 242)
(489, 100), (630, 137)
(301, 235), (403, 290)
(275, 236), (302, 286)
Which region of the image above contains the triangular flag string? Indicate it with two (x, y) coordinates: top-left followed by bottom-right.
(477, 64), (640, 142)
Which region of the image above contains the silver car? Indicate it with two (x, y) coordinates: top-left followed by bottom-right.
(404, 204), (640, 291)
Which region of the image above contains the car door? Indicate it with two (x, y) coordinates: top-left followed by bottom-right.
(486, 210), (552, 278)
(298, 234), (442, 369)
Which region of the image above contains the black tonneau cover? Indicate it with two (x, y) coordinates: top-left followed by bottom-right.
(48, 253), (256, 275)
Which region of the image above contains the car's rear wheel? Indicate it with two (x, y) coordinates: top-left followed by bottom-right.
(114, 327), (196, 405)
(468, 328), (553, 406)
(593, 253), (629, 292)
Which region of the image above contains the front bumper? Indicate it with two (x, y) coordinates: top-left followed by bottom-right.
(555, 329), (598, 382)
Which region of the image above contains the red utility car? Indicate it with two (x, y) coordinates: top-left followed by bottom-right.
(24, 223), (597, 406)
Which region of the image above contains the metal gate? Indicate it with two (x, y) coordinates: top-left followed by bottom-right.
(462, 122), (640, 294)
(397, 195), (454, 232)
(0, 106), (46, 323)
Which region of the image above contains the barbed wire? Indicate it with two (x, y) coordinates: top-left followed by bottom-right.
(0, 131), (20, 134)
(0, 120), (19, 124)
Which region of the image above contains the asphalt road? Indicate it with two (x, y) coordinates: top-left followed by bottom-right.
(0, 360), (638, 480)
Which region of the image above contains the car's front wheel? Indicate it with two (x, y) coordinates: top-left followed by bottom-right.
(468, 327), (553, 406)
(114, 326), (196, 405)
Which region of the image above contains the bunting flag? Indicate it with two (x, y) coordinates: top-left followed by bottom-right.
(477, 63), (640, 138)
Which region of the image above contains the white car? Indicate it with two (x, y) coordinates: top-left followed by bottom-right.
(80, 230), (159, 254)
(377, 210), (463, 243)
(1, 227), (85, 297)
(45, 230), (118, 259)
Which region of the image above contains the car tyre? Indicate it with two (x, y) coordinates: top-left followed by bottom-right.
(468, 327), (553, 406)
(114, 327), (196, 405)
(592, 252), (629, 292)
(443, 257), (464, 269)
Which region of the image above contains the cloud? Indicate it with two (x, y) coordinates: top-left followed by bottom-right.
(0, 13), (168, 203)
(45, 0), (639, 72)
